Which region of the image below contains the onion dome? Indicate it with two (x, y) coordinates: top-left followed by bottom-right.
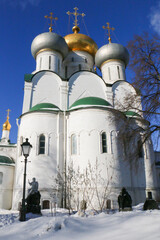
(31, 32), (69, 59)
(64, 26), (98, 56)
(95, 43), (129, 68)
(3, 111), (11, 131)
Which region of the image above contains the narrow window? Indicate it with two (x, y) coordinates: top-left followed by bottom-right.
(49, 56), (51, 69)
(85, 58), (87, 63)
(117, 66), (120, 79)
(39, 134), (45, 154)
(101, 132), (107, 153)
(0, 172), (3, 184)
(71, 57), (74, 62)
(65, 66), (68, 78)
(79, 64), (81, 71)
(71, 134), (77, 155)
(108, 67), (111, 80)
(138, 139), (143, 158)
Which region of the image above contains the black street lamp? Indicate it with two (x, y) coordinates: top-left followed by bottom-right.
(19, 138), (32, 221)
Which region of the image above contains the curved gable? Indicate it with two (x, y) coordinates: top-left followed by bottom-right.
(31, 71), (62, 109)
(68, 71), (107, 107)
(112, 81), (142, 112)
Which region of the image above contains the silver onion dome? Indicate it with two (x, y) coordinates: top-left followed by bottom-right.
(31, 32), (69, 59)
(95, 43), (129, 68)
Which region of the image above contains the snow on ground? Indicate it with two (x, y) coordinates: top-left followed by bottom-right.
(0, 204), (160, 240)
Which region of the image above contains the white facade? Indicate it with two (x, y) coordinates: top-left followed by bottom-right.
(0, 24), (160, 210)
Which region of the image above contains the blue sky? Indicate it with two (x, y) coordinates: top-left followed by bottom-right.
(0, 0), (160, 144)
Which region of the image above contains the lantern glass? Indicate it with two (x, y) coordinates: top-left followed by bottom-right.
(21, 138), (32, 157)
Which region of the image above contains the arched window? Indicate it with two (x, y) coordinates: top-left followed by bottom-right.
(39, 134), (45, 154)
(101, 132), (107, 153)
(0, 172), (3, 184)
(71, 134), (77, 155)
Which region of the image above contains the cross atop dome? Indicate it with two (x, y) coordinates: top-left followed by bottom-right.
(45, 12), (58, 32)
(6, 109), (11, 118)
(102, 22), (115, 43)
(67, 7), (85, 33)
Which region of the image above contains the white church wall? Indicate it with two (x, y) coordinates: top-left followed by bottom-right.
(0, 165), (14, 209)
(67, 108), (135, 209)
(68, 71), (107, 107)
(0, 147), (17, 161)
(144, 138), (159, 200)
(12, 111), (63, 209)
(31, 71), (62, 109)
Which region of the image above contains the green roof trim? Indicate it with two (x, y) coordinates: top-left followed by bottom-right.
(70, 97), (111, 109)
(24, 74), (34, 82)
(30, 103), (59, 112)
(124, 111), (141, 117)
(0, 155), (15, 164)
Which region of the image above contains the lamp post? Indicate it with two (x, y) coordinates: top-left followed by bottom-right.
(19, 138), (32, 221)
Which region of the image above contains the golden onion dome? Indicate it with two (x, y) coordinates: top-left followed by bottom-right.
(64, 26), (98, 56)
(3, 117), (11, 131)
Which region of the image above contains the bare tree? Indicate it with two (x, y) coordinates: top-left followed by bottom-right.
(127, 33), (160, 139)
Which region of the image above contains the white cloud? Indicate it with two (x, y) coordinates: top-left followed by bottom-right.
(149, 2), (160, 35)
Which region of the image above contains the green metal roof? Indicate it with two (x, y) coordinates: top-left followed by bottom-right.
(0, 155), (15, 164)
(24, 74), (34, 82)
(70, 97), (111, 109)
(124, 111), (141, 117)
(30, 103), (59, 112)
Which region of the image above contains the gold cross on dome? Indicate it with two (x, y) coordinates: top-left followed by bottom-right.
(67, 7), (85, 27)
(6, 109), (11, 117)
(6, 109), (11, 120)
(45, 12), (58, 32)
(102, 22), (115, 43)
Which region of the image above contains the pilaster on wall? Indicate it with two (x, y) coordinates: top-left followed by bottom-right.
(22, 82), (32, 113)
(60, 82), (68, 111)
(105, 86), (113, 106)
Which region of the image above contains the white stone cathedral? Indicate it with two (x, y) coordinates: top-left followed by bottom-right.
(0, 10), (160, 210)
